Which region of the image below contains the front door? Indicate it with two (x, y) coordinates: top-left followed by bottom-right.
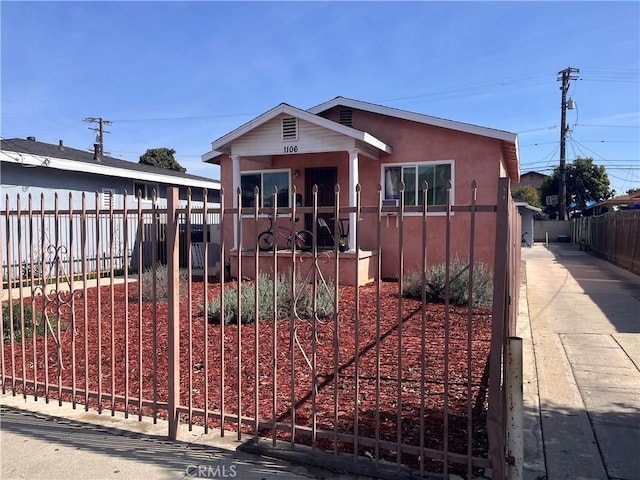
(304, 167), (337, 249)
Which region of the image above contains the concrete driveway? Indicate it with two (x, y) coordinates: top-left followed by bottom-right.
(522, 244), (640, 480)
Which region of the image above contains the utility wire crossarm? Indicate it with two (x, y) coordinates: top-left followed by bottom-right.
(83, 117), (113, 156)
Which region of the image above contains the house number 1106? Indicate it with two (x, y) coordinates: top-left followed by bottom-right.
(284, 145), (298, 153)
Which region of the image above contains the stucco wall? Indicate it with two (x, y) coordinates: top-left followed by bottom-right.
(216, 108), (508, 279)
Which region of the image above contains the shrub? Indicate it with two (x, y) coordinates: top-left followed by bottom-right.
(204, 272), (337, 325)
(403, 259), (493, 307)
(133, 263), (187, 302)
(2, 303), (42, 343)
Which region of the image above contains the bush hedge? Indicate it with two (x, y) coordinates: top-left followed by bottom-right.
(132, 263), (187, 302)
(2, 303), (44, 343)
(204, 273), (337, 325)
(402, 259), (493, 307)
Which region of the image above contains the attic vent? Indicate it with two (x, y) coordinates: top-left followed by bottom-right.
(101, 188), (115, 210)
(339, 109), (353, 127)
(282, 117), (298, 140)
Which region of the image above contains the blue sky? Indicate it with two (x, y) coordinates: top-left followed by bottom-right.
(2, 1), (639, 195)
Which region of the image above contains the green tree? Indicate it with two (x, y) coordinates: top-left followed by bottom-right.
(540, 157), (613, 217)
(512, 185), (542, 208)
(139, 148), (186, 173)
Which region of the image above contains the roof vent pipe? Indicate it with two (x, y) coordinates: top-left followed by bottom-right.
(93, 143), (101, 161)
(58, 140), (64, 150)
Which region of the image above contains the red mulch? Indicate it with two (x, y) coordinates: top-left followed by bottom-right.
(2, 280), (492, 474)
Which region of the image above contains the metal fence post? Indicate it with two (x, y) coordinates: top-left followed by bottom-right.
(167, 187), (180, 440)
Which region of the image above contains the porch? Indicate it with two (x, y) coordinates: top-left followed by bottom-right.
(229, 247), (378, 286)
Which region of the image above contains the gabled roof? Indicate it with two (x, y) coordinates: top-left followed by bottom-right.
(1, 138), (220, 190)
(202, 103), (392, 162)
(309, 96), (520, 181)
(309, 96), (518, 142)
(520, 171), (547, 178)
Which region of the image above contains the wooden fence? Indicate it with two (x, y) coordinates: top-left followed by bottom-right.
(572, 209), (640, 275)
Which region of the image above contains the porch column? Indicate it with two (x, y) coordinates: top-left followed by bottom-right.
(231, 155), (241, 250)
(348, 148), (359, 252)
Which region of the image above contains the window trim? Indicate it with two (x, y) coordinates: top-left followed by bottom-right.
(133, 182), (159, 202)
(240, 169), (292, 215)
(380, 160), (454, 215)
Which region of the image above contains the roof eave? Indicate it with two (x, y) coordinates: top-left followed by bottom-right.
(204, 102), (392, 161)
(363, 132), (392, 154)
(515, 201), (542, 213)
(502, 138), (520, 183)
(202, 149), (224, 164)
(1, 151), (221, 189)
(309, 96), (519, 143)
(207, 103), (294, 153)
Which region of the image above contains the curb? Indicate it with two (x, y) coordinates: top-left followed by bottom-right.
(518, 260), (547, 480)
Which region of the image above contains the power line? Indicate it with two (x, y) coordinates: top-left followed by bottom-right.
(577, 124), (640, 129)
(380, 73), (554, 105)
(599, 167), (640, 170)
(379, 67), (637, 107)
(522, 162), (640, 168)
(521, 140), (638, 147)
(111, 113), (255, 123)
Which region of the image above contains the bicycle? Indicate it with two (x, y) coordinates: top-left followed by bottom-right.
(257, 215), (313, 252)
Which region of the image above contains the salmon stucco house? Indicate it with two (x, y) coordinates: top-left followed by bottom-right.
(202, 96), (519, 284)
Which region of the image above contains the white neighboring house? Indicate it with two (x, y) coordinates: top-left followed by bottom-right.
(1, 137), (221, 210)
(1, 137), (221, 278)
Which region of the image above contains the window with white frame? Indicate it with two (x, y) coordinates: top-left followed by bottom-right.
(133, 182), (159, 201)
(241, 170), (290, 208)
(383, 161), (452, 206)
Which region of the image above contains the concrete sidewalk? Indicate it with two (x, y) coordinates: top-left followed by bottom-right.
(521, 244), (640, 480)
(2, 276), (136, 302)
(0, 396), (371, 480)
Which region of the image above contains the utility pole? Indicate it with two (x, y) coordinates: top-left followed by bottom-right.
(557, 67), (579, 220)
(83, 117), (112, 156)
